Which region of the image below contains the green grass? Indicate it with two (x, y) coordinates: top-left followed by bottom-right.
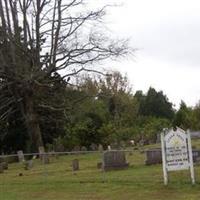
(1, 140), (200, 200)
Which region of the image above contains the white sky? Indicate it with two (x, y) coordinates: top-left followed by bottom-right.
(99, 0), (200, 108)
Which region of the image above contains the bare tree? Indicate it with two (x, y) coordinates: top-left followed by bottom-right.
(0, 0), (130, 152)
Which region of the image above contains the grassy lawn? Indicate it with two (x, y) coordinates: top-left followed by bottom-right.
(1, 141), (200, 200)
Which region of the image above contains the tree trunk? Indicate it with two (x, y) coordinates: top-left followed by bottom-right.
(24, 94), (43, 153)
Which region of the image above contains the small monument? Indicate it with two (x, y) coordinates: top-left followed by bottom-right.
(90, 143), (97, 151)
(2, 162), (8, 170)
(39, 146), (45, 160)
(145, 148), (162, 165)
(161, 127), (195, 185)
(24, 160), (33, 170)
(97, 162), (102, 169)
(98, 144), (104, 152)
(17, 150), (25, 162)
(0, 163), (4, 173)
(81, 146), (87, 152)
(72, 159), (79, 171)
(102, 151), (129, 171)
(73, 146), (80, 152)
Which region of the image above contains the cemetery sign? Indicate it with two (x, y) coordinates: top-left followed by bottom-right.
(161, 127), (195, 185)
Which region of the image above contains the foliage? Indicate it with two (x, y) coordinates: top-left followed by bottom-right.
(135, 87), (175, 120)
(0, 0), (129, 152)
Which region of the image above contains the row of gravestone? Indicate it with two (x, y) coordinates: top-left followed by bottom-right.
(0, 162), (8, 173)
(3, 148), (200, 174)
(0, 150), (130, 173)
(72, 144), (104, 152)
(103, 149), (200, 170)
(61, 151), (129, 172)
(53, 144), (105, 152)
(54, 143), (133, 152)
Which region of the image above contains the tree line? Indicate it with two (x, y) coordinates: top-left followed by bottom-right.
(1, 69), (199, 153)
(0, 0), (199, 154)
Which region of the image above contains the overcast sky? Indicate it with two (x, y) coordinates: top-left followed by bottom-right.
(98, 0), (200, 108)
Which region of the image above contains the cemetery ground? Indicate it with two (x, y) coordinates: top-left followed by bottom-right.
(1, 141), (200, 200)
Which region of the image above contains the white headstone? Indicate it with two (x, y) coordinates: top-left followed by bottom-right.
(161, 127), (195, 185)
(17, 150), (25, 162)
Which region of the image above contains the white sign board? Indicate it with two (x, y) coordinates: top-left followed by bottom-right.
(161, 127), (195, 185)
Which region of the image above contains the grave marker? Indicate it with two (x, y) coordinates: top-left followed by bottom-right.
(24, 160), (33, 170)
(17, 150), (25, 162)
(72, 159), (79, 171)
(0, 163), (4, 173)
(103, 151), (129, 171)
(39, 146), (45, 160)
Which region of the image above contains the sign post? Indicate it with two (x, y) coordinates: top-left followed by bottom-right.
(161, 127), (195, 185)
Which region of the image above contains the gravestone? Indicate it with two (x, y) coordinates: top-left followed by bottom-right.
(38, 146), (50, 164)
(156, 133), (161, 143)
(90, 143), (97, 151)
(192, 150), (200, 163)
(42, 155), (50, 164)
(0, 163), (4, 173)
(110, 142), (120, 150)
(17, 150), (25, 162)
(107, 145), (111, 151)
(72, 159), (79, 171)
(54, 143), (65, 152)
(139, 139), (144, 146)
(81, 146), (87, 152)
(145, 148), (162, 165)
(102, 151), (129, 171)
(49, 151), (59, 159)
(98, 144), (104, 152)
(2, 162), (8, 170)
(73, 146), (80, 152)
(24, 160), (33, 170)
(120, 141), (126, 149)
(39, 146), (45, 160)
(97, 162), (102, 169)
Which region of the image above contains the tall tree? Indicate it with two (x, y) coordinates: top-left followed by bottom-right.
(135, 87), (174, 120)
(0, 0), (129, 152)
(173, 101), (192, 129)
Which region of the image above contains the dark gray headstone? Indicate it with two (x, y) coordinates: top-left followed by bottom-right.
(110, 142), (120, 150)
(0, 163), (4, 173)
(73, 146), (80, 152)
(42, 155), (50, 164)
(2, 162), (8, 170)
(192, 150), (200, 163)
(55, 143), (65, 152)
(120, 141), (126, 149)
(81, 146), (87, 152)
(145, 148), (162, 165)
(72, 159), (79, 171)
(102, 151), (129, 171)
(97, 162), (102, 169)
(90, 143), (98, 151)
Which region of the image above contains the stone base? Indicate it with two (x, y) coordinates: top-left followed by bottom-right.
(103, 163), (129, 171)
